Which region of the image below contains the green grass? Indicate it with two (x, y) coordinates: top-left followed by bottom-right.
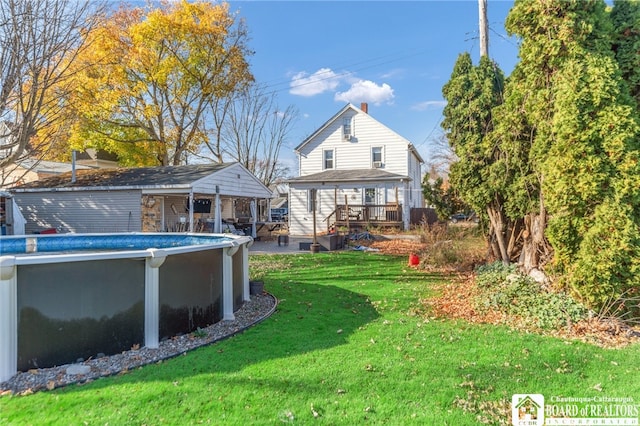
(1, 252), (639, 425)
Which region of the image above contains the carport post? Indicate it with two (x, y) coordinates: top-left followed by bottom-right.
(188, 191), (194, 232)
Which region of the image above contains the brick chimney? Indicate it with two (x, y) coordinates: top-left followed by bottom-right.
(360, 102), (368, 114)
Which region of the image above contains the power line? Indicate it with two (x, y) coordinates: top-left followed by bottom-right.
(415, 112), (444, 150)
(257, 47), (433, 97)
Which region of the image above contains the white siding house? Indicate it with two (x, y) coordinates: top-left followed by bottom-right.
(288, 103), (424, 236)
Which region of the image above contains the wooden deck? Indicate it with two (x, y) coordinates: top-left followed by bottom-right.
(326, 204), (403, 232)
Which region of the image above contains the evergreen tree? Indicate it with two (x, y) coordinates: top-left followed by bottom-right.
(500, 0), (640, 309)
(610, 0), (640, 107)
(441, 0), (640, 313)
(441, 53), (508, 261)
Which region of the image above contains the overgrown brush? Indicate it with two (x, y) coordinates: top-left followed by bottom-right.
(415, 223), (485, 269)
(594, 290), (640, 327)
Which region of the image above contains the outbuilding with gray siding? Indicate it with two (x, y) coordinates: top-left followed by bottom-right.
(9, 163), (273, 235)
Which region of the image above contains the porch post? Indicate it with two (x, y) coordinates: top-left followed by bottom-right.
(311, 189), (320, 253)
(333, 187), (338, 233)
(344, 195), (350, 233)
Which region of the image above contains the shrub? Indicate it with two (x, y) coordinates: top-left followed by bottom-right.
(475, 261), (587, 330)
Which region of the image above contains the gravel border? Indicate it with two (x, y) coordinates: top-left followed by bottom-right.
(0, 292), (277, 396)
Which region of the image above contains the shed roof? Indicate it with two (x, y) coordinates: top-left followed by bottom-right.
(12, 163), (232, 190)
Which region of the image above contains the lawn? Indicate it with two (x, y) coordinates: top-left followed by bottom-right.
(1, 252), (639, 425)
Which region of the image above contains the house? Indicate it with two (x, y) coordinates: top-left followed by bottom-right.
(9, 162), (273, 235)
(268, 182), (289, 221)
(75, 148), (119, 169)
(287, 103), (424, 236)
(1, 158), (94, 189)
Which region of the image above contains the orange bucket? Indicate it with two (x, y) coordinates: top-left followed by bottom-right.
(408, 253), (420, 267)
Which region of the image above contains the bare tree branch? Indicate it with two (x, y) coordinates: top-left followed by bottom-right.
(0, 0), (104, 184)
(220, 84), (298, 187)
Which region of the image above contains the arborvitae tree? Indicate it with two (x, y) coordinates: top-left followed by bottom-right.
(421, 175), (466, 222)
(441, 53), (508, 261)
(610, 0), (640, 107)
(500, 0), (640, 311)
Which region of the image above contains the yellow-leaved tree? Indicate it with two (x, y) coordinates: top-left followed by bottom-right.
(55, 0), (253, 166)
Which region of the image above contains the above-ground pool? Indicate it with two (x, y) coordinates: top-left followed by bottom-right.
(0, 233), (253, 382)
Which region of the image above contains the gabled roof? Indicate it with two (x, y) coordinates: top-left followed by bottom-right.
(294, 103), (355, 152)
(294, 103), (424, 163)
(287, 169), (410, 184)
(12, 163), (234, 190)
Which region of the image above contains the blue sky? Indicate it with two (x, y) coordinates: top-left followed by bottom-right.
(227, 0), (520, 173)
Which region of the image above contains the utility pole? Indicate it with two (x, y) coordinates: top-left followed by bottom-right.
(479, 0), (489, 57)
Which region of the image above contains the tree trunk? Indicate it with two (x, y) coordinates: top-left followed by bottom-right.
(520, 200), (549, 273)
(487, 205), (510, 263)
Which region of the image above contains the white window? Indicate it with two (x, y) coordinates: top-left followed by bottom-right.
(343, 118), (352, 139)
(365, 188), (376, 204)
(307, 189), (317, 212)
(372, 147), (383, 167)
(324, 149), (334, 169)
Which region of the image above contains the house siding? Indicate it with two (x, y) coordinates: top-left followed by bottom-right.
(407, 152), (424, 208)
(288, 189), (310, 236)
(14, 190), (142, 233)
(290, 104), (423, 235)
(299, 111), (412, 176)
(289, 184), (407, 236)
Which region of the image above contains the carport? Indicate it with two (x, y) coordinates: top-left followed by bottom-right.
(9, 163), (273, 236)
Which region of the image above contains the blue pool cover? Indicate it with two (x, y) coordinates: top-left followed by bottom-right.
(0, 234), (232, 255)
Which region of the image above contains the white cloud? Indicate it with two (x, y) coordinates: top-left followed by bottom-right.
(289, 68), (341, 97)
(334, 80), (394, 105)
(411, 100), (446, 111)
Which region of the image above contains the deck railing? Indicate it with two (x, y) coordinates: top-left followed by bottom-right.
(325, 204), (403, 232)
